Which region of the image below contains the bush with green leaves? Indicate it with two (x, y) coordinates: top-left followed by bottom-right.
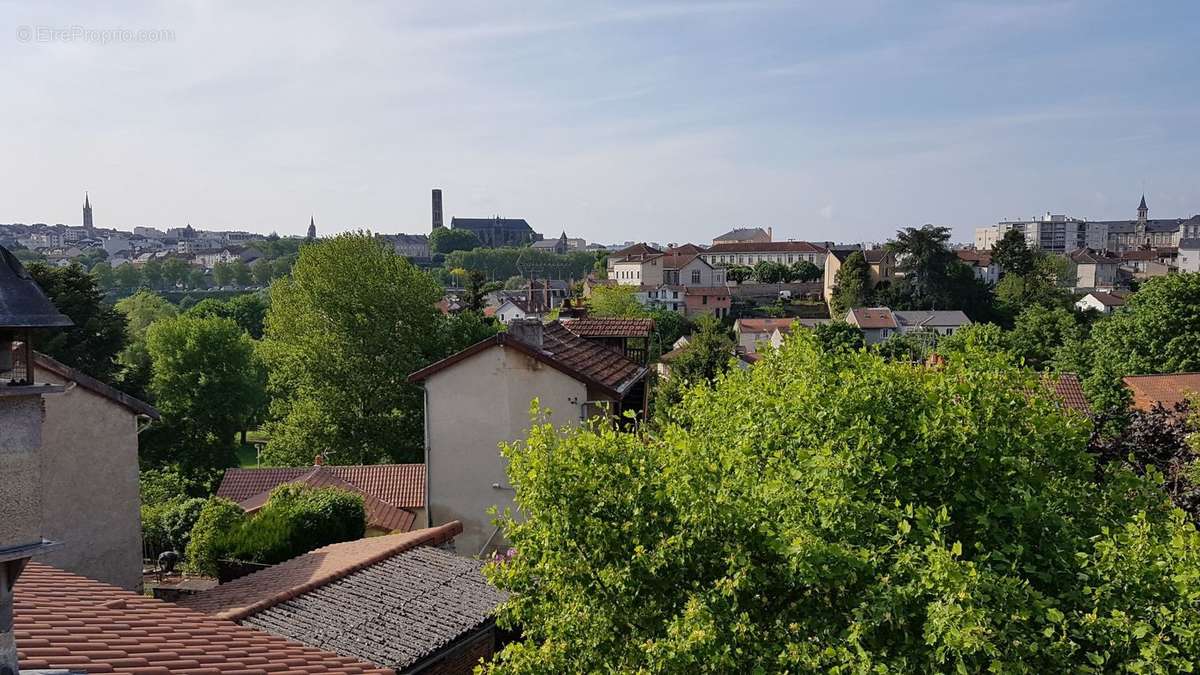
(485, 332), (1200, 673)
(185, 497), (247, 576)
(141, 496), (206, 558)
(211, 485), (366, 566)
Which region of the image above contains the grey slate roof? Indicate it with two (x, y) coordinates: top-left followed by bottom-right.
(241, 546), (506, 671)
(451, 217), (533, 231)
(1092, 219), (1185, 234)
(0, 245), (73, 328)
(714, 227), (768, 241)
(893, 310), (972, 328)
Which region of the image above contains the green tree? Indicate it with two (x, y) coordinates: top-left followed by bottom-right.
(829, 251), (870, 317)
(162, 257), (190, 289)
(653, 315), (734, 422)
(587, 285), (648, 317)
(26, 263), (127, 382)
(252, 257), (273, 286)
(886, 225), (956, 307)
(811, 320), (865, 353)
(1008, 305), (1085, 371)
(114, 291), (178, 398)
(791, 260), (822, 283)
(995, 252), (1073, 316)
(752, 260), (792, 284)
(725, 265), (753, 284)
(989, 229), (1035, 277)
(187, 268), (209, 290)
(647, 309), (690, 357)
(142, 258), (164, 290)
(90, 261), (115, 290)
(211, 261), (233, 287)
(260, 233), (444, 465)
(187, 294), (269, 339)
(184, 497), (246, 576)
(593, 252), (609, 279)
(936, 323), (1011, 360)
(230, 260), (253, 287)
(1083, 273), (1200, 415)
(486, 335), (1200, 673)
(140, 315), (266, 481)
(113, 263), (142, 291)
(462, 270), (502, 313)
(429, 227), (482, 255)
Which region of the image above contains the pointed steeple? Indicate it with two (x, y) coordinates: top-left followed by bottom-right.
(306, 215), (317, 240)
(1138, 194), (1148, 211)
(82, 191), (93, 231)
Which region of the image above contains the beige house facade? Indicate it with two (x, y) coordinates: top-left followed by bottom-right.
(410, 321), (648, 557)
(34, 353), (159, 590)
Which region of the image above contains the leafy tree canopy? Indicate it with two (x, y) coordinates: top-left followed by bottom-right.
(587, 285), (648, 318)
(27, 262), (127, 383)
(829, 251), (870, 317)
(260, 233), (444, 465)
(429, 227), (482, 255)
(1083, 273), (1200, 415)
(140, 314), (266, 482)
(487, 334), (1200, 673)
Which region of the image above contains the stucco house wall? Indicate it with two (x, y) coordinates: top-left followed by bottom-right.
(0, 394), (47, 551)
(423, 344), (589, 557)
(36, 367), (143, 590)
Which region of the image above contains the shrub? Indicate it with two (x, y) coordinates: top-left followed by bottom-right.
(211, 486), (366, 566)
(185, 497), (246, 576)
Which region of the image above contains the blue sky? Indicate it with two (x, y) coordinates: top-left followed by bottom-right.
(2, 1), (1198, 243)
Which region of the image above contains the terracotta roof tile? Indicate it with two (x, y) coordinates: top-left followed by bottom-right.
(235, 467), (416, 533)
(410, 321), (647, 397)
(847, 307), (899, 329)
(218, 464), (424, 510)
(178, 523), (463, 621)
(735, 318), (795, 334)
(1123, 373), (1200, 412)
(15, 563), (392, 675)
(1043, 373), (1090, 414)
(562, 317), (654, 338)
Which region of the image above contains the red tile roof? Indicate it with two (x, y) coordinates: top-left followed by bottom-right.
(847, 307), (899, 329)
(218, 464), (425, 510)
(16, 563), (392, 675)
(735, 318), (795, 334)
(705, 241), (828, 254)
(956, 249), (993, 266)
(562, 317), (655, 338)
(409, 321), (647, 397)
(178, 522), (462, 621)
(660, 252), (702, 270)
(234, 467), (417, 532)
(1044, 373), (1090, 414)
(1123, 373), (1200, 412)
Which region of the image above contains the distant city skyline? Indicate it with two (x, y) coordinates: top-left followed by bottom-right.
(3, 2), (1199, 243)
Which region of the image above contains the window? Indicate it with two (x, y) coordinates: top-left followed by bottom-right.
(702, 295), (708, 305)
(691, 269), (701, 284)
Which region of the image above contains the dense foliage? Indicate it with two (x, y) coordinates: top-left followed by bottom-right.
(260, 233), (444, 465)
(1081, 273), (1200, 415)
(211, 485), (366, 565)
(486, 334), (1200, 673)
(828, 251), (870, 317)
(445, 247), (598, 281)
(186, 293), (270, 338)
(1091, 402), (1200, 520)
(429, 227), (482, 254)
(652, 316), (734, 422)
(185, 497), (249, 576)
(140, 314), (266, 482)
(27, 262), (127, 382)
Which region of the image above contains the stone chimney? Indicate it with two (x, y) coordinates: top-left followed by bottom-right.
(507, 319), (544, 349)
(431, 189), (444, 231)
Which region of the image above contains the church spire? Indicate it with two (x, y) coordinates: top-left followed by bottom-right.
(1138, 194), (1147, 211)
(306, 215), (317, 240)
(82, 191), (93, 231)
